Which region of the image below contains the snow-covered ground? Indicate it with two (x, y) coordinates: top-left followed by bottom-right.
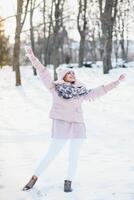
(0, 65), (134, 200)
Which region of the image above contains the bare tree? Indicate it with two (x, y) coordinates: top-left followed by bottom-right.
(13, 0), (30, 86)
(30, 0), (37, 75)
(42, 0), (46, 65)
(52, 0), (65, 80)
(113, 0), (131, 64)
(118, 0), (130, 61)
(77, 0), (88, 67)
(113, 22), (120, 65)
(86, 1), (101, 63)
(99, 0), (118, 74)
(44, 0), (54, 65)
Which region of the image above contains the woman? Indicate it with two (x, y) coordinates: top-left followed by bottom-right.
(22, 47), (125, 192)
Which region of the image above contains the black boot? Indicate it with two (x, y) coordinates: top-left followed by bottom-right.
(64, 180), (72, 192)
(22, 175), (38, 191)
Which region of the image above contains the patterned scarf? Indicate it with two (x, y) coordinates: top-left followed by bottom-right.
(55, 83), (90, 99)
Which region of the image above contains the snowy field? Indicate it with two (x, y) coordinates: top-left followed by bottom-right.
(0, 65), (134, 200)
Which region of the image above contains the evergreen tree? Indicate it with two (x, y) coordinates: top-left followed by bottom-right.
(0, 17), (10, 68)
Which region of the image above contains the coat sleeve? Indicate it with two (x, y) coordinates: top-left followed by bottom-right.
(83, 80), (120, 101)
(38, 69), (54, 92)
(83, 85), (107, 101)
(27, 54), (54, 92)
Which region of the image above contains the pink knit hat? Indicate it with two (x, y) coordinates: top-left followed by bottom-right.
(56, 68), (75, 81)
(55, 67), (84, 86)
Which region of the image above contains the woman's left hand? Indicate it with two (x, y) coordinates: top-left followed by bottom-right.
(118, 74), (126, 81)
(25, 46), (35, 58)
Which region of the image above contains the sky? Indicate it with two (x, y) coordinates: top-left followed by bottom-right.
(0, 0), (80, 43)
(0, 0), (16, 41)
(0, 0), (134, 43)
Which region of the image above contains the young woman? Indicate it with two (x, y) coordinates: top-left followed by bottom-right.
(22, 47), (125, 192)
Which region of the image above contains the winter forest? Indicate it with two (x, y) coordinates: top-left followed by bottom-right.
(0, 0), (134, 200)
(0, 0), (134, 84)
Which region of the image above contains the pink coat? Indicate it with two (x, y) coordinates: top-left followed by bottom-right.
(39, 68), (107, 123)
(26, 52), (119, 123)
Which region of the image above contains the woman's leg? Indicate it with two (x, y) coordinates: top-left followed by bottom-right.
(66, 139), (84, 181)
(34, 139), (67, 177)
(23, 139), (68, 191)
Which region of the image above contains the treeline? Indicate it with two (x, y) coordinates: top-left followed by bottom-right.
(0, 17), (11, 68)
(0, 0), (133, 85)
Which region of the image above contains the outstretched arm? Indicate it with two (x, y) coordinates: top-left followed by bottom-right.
(104, 74), (125, 92)
(25, 47), (54, 91)
(84, 74), (126, 101)
(25, 46), (45, 72)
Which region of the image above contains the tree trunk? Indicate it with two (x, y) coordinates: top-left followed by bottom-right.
(52, 0), (65, 80)
(79, 35), (85, 67)
(45, 0), (53, 65)
(13, 0), (23, 85)
(103, 36), (112, 73)
(30, 0), (37, 75)
(120, 39), (125, 60)
(13, 0), (29, 86)
(77, 0), (88, 68)
(53, 26), (60, 80)
(99, 0), (118, 74)
(13, 31), (21, 85)
(53, 39), (59, 80)
(43, 0), (46, 66)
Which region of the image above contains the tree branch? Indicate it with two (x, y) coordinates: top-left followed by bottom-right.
(0, 0), (43, 23)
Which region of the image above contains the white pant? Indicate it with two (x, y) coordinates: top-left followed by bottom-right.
(34, 139), (84, 181)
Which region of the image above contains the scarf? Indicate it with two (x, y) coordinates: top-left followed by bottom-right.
(55, 83), (90, 99)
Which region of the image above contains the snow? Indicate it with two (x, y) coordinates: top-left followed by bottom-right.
(0, 65), (134, 200)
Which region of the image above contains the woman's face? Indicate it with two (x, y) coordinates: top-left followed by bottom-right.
(63, 71), (76, 83)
